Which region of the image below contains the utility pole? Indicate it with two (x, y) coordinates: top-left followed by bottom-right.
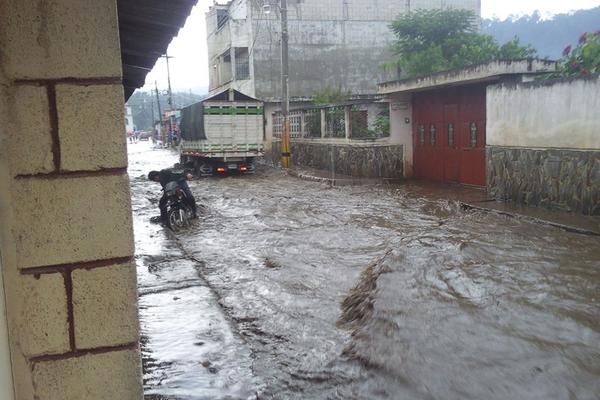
(280, 0), (291, 168)
(155, 81), (165, 146)
(154, 81), (162, 123)
(162, 53), (175, 111)
(150, 100), (155, 129)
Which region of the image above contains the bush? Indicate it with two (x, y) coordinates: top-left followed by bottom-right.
(556, 31), (600, 76)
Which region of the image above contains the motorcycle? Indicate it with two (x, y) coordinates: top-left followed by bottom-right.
(163, 180), (193, 231)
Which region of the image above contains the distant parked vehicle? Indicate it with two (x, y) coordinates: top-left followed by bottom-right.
(179, 89), (264, 176)
(139, 131), (152, 141)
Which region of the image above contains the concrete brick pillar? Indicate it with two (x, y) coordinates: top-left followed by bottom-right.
(320, 109), (327, 138)
(0, 0), (143, 399)
(300, 111), (306, 139)
(344, 106), (352, 141)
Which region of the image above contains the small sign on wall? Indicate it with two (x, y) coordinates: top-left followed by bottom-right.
(391, 102), (409, 111)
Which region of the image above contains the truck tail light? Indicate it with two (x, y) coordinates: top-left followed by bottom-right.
(217, 167), (226, 173)
(240, 166), (248, 172)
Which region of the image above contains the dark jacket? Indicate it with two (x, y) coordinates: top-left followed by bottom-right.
(157, 168), (187, 189)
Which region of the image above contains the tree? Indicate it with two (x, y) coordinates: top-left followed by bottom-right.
(389, 9), (537, 77)
(482, 7), (600, 59)
(554, 31), (600, 77)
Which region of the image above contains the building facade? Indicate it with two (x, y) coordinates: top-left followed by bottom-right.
(125, 106), (135, 134)
(379, 60), (556, 186)
(379, 61), (600, 215)
(207, 0), (481, 101)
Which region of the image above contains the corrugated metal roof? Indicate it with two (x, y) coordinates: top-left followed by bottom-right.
(118, 0), (198, 100)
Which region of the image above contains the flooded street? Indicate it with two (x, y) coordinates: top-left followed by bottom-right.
(129, 142), (600, 400)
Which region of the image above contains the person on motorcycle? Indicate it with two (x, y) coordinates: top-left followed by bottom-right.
(148, 168), (198, 222)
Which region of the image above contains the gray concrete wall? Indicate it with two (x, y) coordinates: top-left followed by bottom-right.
(208, 0), (481, 100)
(268, 141), (404, 179)
(486, 75), (600, 215)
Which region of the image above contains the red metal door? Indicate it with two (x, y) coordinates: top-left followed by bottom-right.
(412, 86), (486, 186)
(413, 122), (426, 180)
(413, 94), (443, 182)
(443, 104), (460, 183)
(458, 87), (486, 186)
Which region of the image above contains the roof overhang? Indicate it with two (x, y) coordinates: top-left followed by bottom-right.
(378, 60), (557, 95)
(204, 88), (263, 103)
(118, 0), (198, 101)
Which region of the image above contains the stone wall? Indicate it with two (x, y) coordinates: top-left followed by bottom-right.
(0, 0), (143, 398)
(486, 75), (600, 215)
(487, 147), (600, 215)
(268, 141), (404, 179)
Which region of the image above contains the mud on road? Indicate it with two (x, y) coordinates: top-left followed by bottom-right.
(129, 142), (600, 400)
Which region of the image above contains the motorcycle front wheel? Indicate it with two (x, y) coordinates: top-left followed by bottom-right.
(167, 207), (190, 232)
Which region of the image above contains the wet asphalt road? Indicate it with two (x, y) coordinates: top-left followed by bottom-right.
(129, 142), (600, 400)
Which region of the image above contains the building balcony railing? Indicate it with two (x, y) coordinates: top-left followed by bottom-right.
(272, 102), (390, 141)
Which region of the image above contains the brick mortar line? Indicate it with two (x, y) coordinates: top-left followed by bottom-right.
(63, 271), (76, 350)
(46, 84), (60, 171)
(14, 77), (122, 86)
(14, 167), (128, 180)
(29, 342), (138, 365)
(20, 256), (134, 276)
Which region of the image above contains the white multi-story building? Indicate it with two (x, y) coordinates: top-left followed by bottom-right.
(125, 106), (135, 134)
(207, 0), (481, 101)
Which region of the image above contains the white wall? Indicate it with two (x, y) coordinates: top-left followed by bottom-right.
(487, 76), (600, 150)
(389, 94), (413, 177)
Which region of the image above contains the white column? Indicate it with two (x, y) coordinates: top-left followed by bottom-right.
(344, 106), (351, 142)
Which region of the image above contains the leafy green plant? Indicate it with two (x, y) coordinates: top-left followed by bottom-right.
(555, 31), (600, 76)
(388, 9), (537, 78)
(373, 115), (390, 138)
(312, 86), (351, 105)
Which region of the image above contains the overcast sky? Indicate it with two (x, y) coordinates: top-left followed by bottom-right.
(141, 0), (600, 94)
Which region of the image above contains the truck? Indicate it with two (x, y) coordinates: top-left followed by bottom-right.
(179, 89), (264, 176)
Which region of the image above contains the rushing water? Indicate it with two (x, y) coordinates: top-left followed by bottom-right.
(129, 142), (600, 400)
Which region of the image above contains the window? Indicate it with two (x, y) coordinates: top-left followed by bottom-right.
(429, 124), (436, 145)
(470, 122), (477, 147)
(418, 125), (425, 145)
(448, 123), (454, 147)
(235, 47), (250, 80)
(217, 9), (229, 30)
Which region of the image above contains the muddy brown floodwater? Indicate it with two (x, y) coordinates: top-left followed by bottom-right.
(128, 142), (600, 400)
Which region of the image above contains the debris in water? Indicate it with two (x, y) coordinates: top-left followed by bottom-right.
(264, 258), (281, 269)
(338, 250), (393, 330)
